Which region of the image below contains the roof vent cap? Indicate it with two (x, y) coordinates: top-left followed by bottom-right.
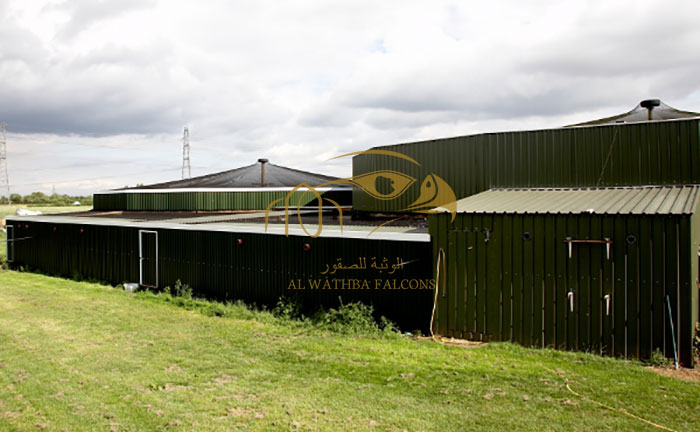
(640, 99), (661, 109)
(258, 158), (269, 164)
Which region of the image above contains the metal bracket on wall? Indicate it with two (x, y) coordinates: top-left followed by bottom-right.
(567, 290), (575, 312)
(563, 237), (613, 260)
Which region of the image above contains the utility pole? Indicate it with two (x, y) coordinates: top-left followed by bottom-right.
(181, 127), (191, 179)
(0, 123), (10, 205)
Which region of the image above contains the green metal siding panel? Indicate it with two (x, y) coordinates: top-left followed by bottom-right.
(353, 119), (700, 213)
(501, 214), (513, 342)
(8, 219), (432, 332)
(601, 216), (614, 355)
(638, 219), (653, 359)
(431, 212), (695, 365)
(93, 190), (347, 211)
(464, 216), (476, 337)
(688, 208), (700, 367)
(487, 216), (502, 341)
(677, 218), (693, 366)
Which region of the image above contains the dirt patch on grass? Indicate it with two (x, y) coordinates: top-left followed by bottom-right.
(647, 366), (700, 382)
(414, 336), (485, 347)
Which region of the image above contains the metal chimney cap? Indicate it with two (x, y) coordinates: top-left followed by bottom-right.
(258, 158), (269, 164)
(640, 99), (661, 109)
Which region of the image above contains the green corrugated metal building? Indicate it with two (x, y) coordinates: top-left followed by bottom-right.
(7, 101), (700, 365)
(352, 118), (700, 213)
(430, 186), (700, 365)
(5, 214), (433, 330)
(351, 104), (700, 365)
(94, 160), (352, 211)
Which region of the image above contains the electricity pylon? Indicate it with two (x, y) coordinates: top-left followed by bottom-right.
(0, 123), (10, 205)
(181, 127), (191, 179)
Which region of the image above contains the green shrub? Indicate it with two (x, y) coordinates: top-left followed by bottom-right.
(648, 349), (672, 368)
(133, 286), (398, 337)
(173, 279), (192, 299)
(272, 297), (303, 320)
(313, 301), (397, 336)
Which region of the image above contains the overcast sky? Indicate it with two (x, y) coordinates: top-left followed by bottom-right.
(2, 0), (700, 195)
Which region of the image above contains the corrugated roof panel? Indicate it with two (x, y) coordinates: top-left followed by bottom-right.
(448, 185), (700, 215)
(127, 162), (341, 190)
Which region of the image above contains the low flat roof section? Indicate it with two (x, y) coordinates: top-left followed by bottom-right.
(441, 185), (700, 215)
(5, 214), (430, 242)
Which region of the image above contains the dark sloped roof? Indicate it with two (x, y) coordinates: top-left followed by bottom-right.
(134, 162), (341, 189)
(439, 186), (700, 215)
(567, 99), (700, 127)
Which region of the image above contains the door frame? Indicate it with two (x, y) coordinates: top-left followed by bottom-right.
(5, 224), (13, 263)
(138, 230), (158, 288)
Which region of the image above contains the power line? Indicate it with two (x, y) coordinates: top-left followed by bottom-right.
(0, 123), (10, 204)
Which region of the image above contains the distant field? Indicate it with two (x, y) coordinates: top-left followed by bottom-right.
(0, 271), (699, 431)
(0, 204), (92, 221)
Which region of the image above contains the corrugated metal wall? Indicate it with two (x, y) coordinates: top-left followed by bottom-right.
(429, 212), (698, 366)
(6, 219), (433, 331)
(93, 190), (351, 211)
(354, 119), (700, 212)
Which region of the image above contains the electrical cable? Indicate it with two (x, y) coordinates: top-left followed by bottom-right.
(430, 248), (445, 341)
(542, 365), (676, 432)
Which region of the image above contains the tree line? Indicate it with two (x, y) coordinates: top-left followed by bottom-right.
(0, 192), (93, 206)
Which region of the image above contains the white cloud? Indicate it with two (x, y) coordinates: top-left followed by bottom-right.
(0, 0), (699, 195)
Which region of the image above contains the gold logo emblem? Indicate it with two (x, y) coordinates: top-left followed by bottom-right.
(265, 150), (457, 238)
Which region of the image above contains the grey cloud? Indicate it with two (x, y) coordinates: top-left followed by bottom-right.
(302, 2), (700, 129)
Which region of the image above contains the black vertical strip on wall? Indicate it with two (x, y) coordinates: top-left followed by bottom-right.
(532, 216), (545, 347)
(465, 215), (477, 337)
(447, 228), (458, 337)
(486, 215), (501, 341)
(589, 216), (603, 354)
(677, 217), (693, 366)
(433, 214), (448, 336)
(626, 217), (640, 359)
(512, 215), (524, 344)
(651, 218), (666, 355)
(473, 215), (485, 339)
(611, 217), (625, 357)
(577, 215), (591, 352)
(456, 218), (467, 339)
(520, 215), (533, 346)
(601, 216), (615, 355)
(501, 215), (514, 342)
(554, 215), (568, 349)
(664, 218), (678, 359)
(638, 218), (653, 359)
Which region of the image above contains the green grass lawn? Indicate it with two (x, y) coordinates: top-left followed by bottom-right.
(0, 271), (698, 431)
